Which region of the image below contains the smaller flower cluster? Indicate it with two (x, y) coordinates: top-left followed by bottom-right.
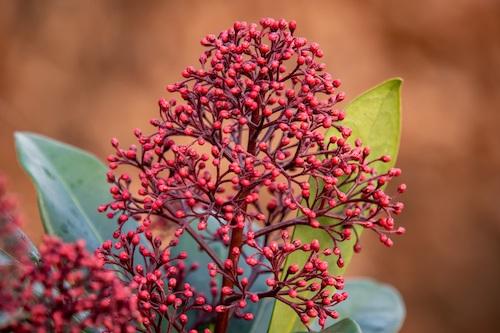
(0, 174), (33, 317)
(211, 230), (348, 327)
(0, 174), (28, 261)
(97, 225), (214, 332)
(0, 236), (140, 333)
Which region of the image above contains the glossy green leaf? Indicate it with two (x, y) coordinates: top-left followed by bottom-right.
(228, 236), (274, 332)
(245, 298), (275, 333)
(294, 318), (362, 333)
(334, 279), (404, 333)
(341, 78), (402, 167)
(172, 217), (227, 302)
(15, 132), (115, 251)
(268, 79), (402, 332)
(0, 250), (11, 266)
(169, 217), (227, 331)
(323, 318), (363, 333)
(0, 224), (39, 263)
(172, 216), (275, 332)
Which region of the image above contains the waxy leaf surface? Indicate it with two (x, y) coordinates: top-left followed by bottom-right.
(16, 132), (114, 251)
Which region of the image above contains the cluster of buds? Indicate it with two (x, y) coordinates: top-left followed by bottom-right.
(0, 236), (140, 333)
(101, 18), (406, 332)
(0, 174), (25, 317)
(97, 225), (214, 332)
(0, 174), (30, 261)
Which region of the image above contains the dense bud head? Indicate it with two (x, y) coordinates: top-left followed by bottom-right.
(0, 236), (140, 332)
(97, 18), (406, 331)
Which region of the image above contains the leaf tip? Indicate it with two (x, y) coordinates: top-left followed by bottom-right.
(380, 77), (403, 91)
(14, 131), (42, 150)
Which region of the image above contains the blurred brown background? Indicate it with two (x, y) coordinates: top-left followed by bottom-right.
(1, 0), (499, 332)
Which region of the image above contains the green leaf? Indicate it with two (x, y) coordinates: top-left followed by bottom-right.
(319, 318), (363, 333)
(268, 79), (402, 332)
(169, 217), (227, 331)
(228, 237), (274, 333)
(333, 279), (405, 333)
(0, 250), (11, 266)
(292, 279), (405, 333)
(172, 217), (275, 332)
(15, 132), (115, 251)
(320, 318), (363, 333)
(0, 226), (39, 263)
(295, 318), (363, 333)
(245, 298), (275, 333)
(172, 217), (227, 302)
(342, 78), (402, 168)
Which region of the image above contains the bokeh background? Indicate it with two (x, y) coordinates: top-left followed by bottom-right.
(1, 1), (499, 332)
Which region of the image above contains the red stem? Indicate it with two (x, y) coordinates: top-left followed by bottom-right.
(214, 95), (261, 333)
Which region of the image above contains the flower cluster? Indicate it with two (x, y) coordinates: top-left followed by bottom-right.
(0, 236), (140, 333)
(0, 174), (24, 317)
(100, 18), (406, 332)
(0, 174), (30, 261)
(96, 225), (215, 332)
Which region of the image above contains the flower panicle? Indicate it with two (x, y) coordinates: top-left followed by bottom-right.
(0, 236), (140, 333)
(99, 17), (407, 331)
(1, 17), (406, 333)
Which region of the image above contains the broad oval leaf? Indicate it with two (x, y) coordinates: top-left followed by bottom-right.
(15, 132), (115, 251)
(295, 318), (363, 333)
(333, 279), (405, 333)
(245, 298), (275, 333)
(322, 318), (363, 333)
(268, 79), (402, 332)
(172, 217), (227, 302)
(172, 216), (275, 333)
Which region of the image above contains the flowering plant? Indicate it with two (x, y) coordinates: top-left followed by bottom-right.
(1, 19), (405, 333)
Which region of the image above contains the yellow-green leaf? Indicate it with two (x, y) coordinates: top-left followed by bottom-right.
(267, 78), (402, 333)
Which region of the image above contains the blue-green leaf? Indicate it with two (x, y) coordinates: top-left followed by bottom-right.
(324, 318), (363, 333)
(0, 225), (39, 263)
(172, 217), (227, 302)
(295, 318), (363, 333)
(15, 132), (114, 251)
(333, 279), (405, 333)
(245, 298), (275, 333)
(173, 217), (274, 332)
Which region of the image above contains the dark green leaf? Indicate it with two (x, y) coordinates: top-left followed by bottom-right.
(333, 279), (405, 333)
(172, 217), (227, 302)
(294, 318), (363, 333)
(0, 226), (39, 262)
(268, 79), (402, 332)
(0, 250), (11, 265)
(245, 298), (275, 333)
(321, 318), (363, 333)
(15, 132), (114, 251)
(228, 237), (274, 333)
(169, 217), (227, 331)
(173, 217), (275, 332)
